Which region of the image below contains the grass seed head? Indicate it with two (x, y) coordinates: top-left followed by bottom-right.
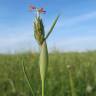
(34, 15), (45, 46)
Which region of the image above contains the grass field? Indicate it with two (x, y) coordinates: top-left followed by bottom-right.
(0, 51), (96, 96)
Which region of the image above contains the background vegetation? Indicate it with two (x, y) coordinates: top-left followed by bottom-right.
(0, 51), (96, 96)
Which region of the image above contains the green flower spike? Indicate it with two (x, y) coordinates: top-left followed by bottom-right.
(22, 4), (59, 96)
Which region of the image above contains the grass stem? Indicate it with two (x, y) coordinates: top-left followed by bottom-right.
(21, 60), (35, 96)
(42, 79), (45, 96)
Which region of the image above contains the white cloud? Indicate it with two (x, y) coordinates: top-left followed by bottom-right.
(0, 30), (37, 53)
(53, 36), (96, 52)
(0, 30), (96, 53)
(57, 11), (96, 28)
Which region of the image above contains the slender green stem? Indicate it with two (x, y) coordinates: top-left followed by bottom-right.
(42, 79), (45, 96)
(21, 60), (35, 96)
(39, 41), (48, 96)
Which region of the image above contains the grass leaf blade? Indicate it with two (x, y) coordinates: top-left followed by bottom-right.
(21, 60), (35, 96)
(45, 15), (60, 41)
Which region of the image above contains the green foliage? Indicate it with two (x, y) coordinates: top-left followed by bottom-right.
(34, 15), (59, 96)
(45, 15), (60, 41)
(0, 51), (96, 96)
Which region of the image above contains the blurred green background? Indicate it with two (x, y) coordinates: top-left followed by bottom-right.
(0, 51), (96, 96)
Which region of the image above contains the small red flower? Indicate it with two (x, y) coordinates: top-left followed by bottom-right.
(38, 8), (46, 14)
(29, 5), (36, 11)
(29, 4), (46, 14)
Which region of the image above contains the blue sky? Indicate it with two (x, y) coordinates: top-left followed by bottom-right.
(0, 0), (96, 53)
